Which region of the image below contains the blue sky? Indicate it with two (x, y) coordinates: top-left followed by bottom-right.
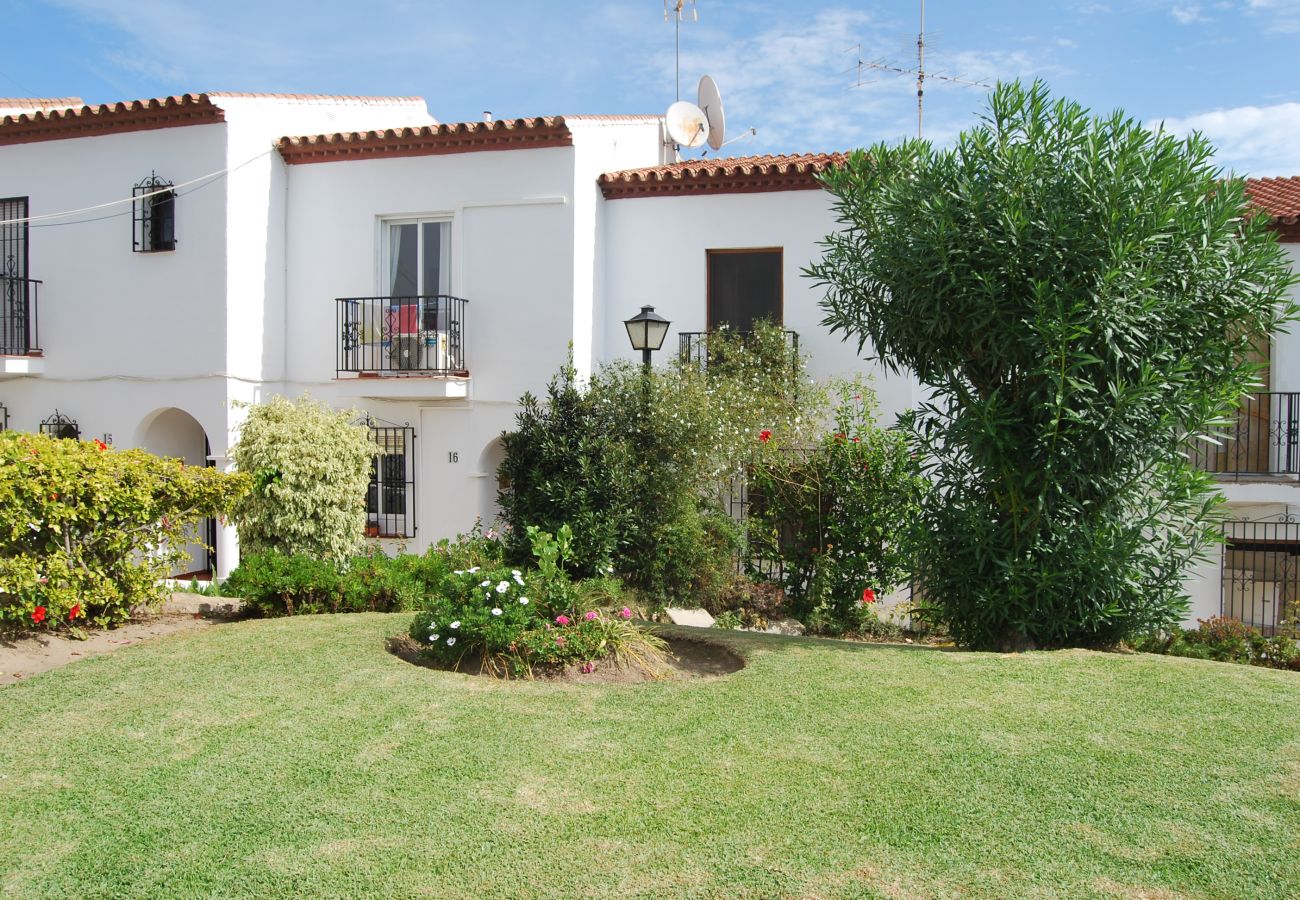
(2, 0), (1298, 175)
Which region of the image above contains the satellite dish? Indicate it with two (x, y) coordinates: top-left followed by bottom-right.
(665, 100), (709, 149)
(697, 75), (725, 151)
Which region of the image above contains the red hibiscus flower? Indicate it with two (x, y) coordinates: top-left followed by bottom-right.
(31, 606), (47, 624)
(93, 439), (107, 451)
(69, 604), (81, 620)
(759, 430), (772, 443)
(861, 588), (877, 605)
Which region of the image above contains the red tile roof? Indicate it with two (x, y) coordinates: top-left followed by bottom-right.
(599, 152), (847, 199)
(277, 116), (574, 164)
(1246, 177), (1300, 241)
(0, 94), (224, 145)
(0, 97), (83, 109)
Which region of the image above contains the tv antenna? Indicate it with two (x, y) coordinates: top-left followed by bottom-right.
(846, 0), (990, 138)
(665, 0), (698, 102)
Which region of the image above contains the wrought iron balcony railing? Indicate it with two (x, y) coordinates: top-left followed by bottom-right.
(677, 329), (799, 369)
(1191, 392), (1300, 479)
(1, 275), (40, 356)
(336, 295), (468, 377)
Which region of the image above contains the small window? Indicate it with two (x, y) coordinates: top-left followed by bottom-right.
(707, 248), (782, 331)
(133, 173), (176, 252)
(362, 419), (415, 538)
(0, 401), (8, 432)
(40, 409), (79, 440)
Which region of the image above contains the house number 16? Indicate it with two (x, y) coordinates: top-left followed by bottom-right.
(447, 452), (459, 463)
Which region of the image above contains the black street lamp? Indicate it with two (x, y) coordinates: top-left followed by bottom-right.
(623, 305), (671, 369)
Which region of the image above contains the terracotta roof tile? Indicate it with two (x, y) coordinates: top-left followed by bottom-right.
(599, 152), (846, 199)
(0, 97), (83, 109)
(1244, 177), (1300, 242)
(0, 94), (223, 145)
(277, 116), (573, 164)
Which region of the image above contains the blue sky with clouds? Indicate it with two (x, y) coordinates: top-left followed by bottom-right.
(2, 0), (1298, 175)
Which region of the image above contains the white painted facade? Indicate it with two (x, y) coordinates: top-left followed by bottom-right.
(1, 91), (1296, 631)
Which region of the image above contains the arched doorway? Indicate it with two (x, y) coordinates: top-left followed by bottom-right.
(478, 437), (507, 528)
(139, 407), (213, 577)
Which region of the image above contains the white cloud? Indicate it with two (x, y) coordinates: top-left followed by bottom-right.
(1244, 0), (1300, 32)
(1154, 102), (1300, 176)
(1170, 4), (1209, 24)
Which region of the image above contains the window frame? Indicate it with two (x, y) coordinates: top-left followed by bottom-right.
(378, 216), (452, 299)
(133, 173), (176, 253)
(706, 247), (784, 331)
(364, 420), (416, 538)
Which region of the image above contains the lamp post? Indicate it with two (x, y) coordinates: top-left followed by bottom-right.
(623, 305), (671, 370)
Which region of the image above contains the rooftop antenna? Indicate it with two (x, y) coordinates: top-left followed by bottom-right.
(665, 0), (698, 102)
(846, 0), (990, 138)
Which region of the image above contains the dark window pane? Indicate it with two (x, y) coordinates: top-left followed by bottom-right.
(389, 224), (419, 296)
(708, 250), (782, 331)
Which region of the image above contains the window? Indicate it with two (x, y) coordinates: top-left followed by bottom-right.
(0, 402), (8, 432)
(364, 420), (415, 538)
(1, 196), (32, 355)
(133, 173), (176, 252)
(39, 409), (79, 440)
(1222, 517), (1300, 636)
(380, 218), (456, 371)
(707, 248), (782, 331)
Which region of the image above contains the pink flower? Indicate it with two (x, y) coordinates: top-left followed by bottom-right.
(584, 610), (598, 621)
(555, 636), (566, 646)
(580, 662), (595, 674)
(619, 607), (632, 619)
(555, 615), (571, 626)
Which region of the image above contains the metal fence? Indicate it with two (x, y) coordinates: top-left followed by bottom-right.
(366, 422), (416, 539)
(1221, 516), (1300, 636)
(1191, 392), (1300, 478)
(678, 329), (799, 370)
(337, 295), (468, 376)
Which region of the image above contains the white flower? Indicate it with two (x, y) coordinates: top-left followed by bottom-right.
(446, 637), (457, 646)
(467, 566), (480, 573)
(450, 621), (461, 629)
(496, 581), (509, 593)
(452, 569), (464, 576)
(427, 622), (437, 630)
(492, 608), (502, 616)
(519, 597), (529, 605)
(513, 573), (525, 586)
(480, 580), (491, 587)
(428, 634), (439, 642)
(511, 569), (522, 577)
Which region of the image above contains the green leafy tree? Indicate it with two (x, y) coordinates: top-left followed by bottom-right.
(810, 81), (1299, 649)
(230, 396), (375, 563)
(0, 432), (249, 632)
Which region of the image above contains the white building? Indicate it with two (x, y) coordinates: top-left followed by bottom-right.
(1, 92), (1296, 632)
(0, 93), (913, 580)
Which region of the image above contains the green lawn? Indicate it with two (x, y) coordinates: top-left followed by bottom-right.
(1, 615), (1297, 899)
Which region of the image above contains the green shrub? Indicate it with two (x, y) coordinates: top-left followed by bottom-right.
(812, 81), (1300, 649)
(747, 380), (925, 632)
(230, 396), (375, 563)
(499, 330), (824, 606)
(1137, 616), (1300, 671)
(0, 431), (248, 632)
(224, 552), (344, 616)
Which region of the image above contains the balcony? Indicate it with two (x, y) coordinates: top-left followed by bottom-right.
(0, 274), (42, 377)
(337, 295), (468, 378)
(1191, 392), (1300, 479)
(678, 329), (799, 369)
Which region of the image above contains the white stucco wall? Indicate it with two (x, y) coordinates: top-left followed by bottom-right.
(599, 187), (918, 425)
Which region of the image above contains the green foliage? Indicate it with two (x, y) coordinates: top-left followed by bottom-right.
(499, 328), (825, 606)
(0, 431), (249, 633)
(747, 380), (926, 631)
(1136, 616), (1300, 671)
(229, 396), (375, 563)
(224, 548), (447, 617)
(811, 80), (1300, 649)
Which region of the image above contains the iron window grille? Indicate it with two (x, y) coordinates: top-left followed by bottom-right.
(358, 416), (416, 538)
(133, 173), (176, 252)
(40, 409), (79, 440)
(1, 195), (38, 355)
(0, 402), (7, 431)
(1222, 515), (1300, 637)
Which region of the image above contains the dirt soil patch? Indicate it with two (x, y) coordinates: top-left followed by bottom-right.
(387, 632), (745, 683)
(1, 593), (243, 687)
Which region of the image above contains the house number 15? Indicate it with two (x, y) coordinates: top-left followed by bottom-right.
(448, 452), (459, 463)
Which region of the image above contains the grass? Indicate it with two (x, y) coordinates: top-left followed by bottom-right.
(1, 615), (1298, 899)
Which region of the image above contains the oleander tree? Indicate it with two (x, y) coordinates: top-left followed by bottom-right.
(809, 80), (1299, 650)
